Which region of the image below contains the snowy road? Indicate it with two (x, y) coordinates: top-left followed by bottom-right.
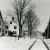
(30, 39), (48, 50)
(0, 37), (49, 50)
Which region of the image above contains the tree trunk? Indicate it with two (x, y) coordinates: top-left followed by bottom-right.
(28, 22), (30, 37)
(30, 27), (32, 39)
(30, 21), (32, 38)
(28, 19), (32, 38)
(28, 27), (30, 37)
(28, 24), (32, 38)
(28, 27), (32, 38)
(19, 23), (22, 38)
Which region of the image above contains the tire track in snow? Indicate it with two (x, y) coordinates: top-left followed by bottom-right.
(28, 39), (48, 50)
(28, 40), (37, 50)
(42, 39), (50, 50)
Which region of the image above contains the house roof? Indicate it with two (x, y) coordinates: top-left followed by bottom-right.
(0, 11), (3, 21)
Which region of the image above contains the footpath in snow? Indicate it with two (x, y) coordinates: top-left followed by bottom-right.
(30, 39), (48, 50)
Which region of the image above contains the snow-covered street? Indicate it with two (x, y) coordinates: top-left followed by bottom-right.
(0, 36), (49, 50)
(43, 39), (50, 50)
(30, 39), (48, 50)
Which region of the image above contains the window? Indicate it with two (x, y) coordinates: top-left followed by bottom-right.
(0, 21), (1, 25)
(13, 31), (16, 34)
(2, 29), (4, 33)
(0, 16), (2, 19)
(14, 31), (16, 34)
(14, 26), (17, 29)
(5, 26), (8, 29)
(2, 29), (4, 32)
(12, 17), (14, 20)
(0, 12), (1, 16)
(0, 28), (1, 32)
(5, 31), (7, 34)
(10, 22), (12, 24)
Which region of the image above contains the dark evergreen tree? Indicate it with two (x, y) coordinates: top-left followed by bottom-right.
(48, 20), (50, 38)
(42, 20), (50, 39)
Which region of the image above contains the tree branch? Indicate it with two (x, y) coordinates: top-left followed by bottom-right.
(22, 20), (25, 26)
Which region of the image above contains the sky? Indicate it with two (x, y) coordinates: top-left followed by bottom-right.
(0, 0), (50, 32)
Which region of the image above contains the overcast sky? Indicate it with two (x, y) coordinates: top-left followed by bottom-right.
(0, 0), (50, 32)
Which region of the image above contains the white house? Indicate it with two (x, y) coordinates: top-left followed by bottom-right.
(9, 21), (19, 35)
(6, 16), (19, 36)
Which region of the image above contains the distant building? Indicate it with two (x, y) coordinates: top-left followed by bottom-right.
(9, 18), (19, 36)
(5, 16), (19, 36)
(0, 11), (5, 36)
(0, 11), (19, 36)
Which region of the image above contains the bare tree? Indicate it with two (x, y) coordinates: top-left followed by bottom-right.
(10, 0), (32, 39)
(25, 9), (40, 38)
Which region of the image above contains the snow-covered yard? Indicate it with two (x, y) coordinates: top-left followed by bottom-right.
(0, 36), (49, 50)
(0, 36), (36, 50)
